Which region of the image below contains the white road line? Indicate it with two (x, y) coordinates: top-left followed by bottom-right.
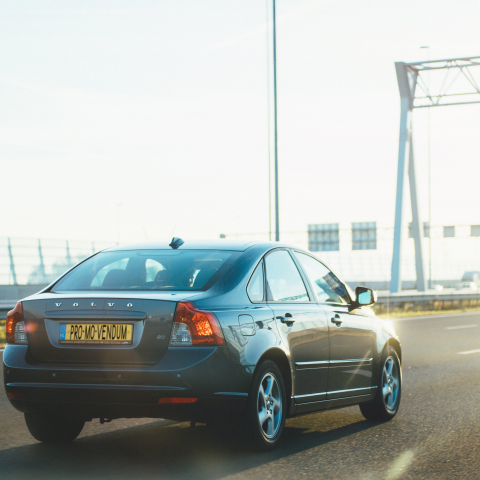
(458, 349), (480, 355)
(446, 324), (478, 330)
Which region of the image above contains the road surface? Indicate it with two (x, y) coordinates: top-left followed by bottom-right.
(1, 311), (480, 479)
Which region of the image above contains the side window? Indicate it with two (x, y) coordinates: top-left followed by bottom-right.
(295, 252), (349, 305)
(265, 250), (309, 302)
(247, 261), (265, 302)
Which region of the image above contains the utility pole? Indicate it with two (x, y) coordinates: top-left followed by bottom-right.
(272, 0), (279, 241)
(266, 0), (272, 241)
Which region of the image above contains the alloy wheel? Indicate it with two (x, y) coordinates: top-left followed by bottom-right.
(257, 372), (283, 438)
(382, 356), (400, 413)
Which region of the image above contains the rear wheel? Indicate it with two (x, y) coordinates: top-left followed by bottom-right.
(242, 360), (286, 451)
(360, 346), (401, 421)
(25, 413), (85, 443)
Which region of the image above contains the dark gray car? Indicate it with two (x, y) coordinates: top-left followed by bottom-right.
(4, 239), (402, 450)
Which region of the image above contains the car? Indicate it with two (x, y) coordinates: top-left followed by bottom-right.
(4, 239), (402, 450)
(456, 282), (477, 291)
(461, 271), (480, 285)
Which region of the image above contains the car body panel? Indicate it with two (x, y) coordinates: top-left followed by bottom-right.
(322, 304), (375, 399)
(271, 303), (329, 403)
(23, 297), (177, 365)
(3, 344), (251, 421)
(212, 305), (278, 366)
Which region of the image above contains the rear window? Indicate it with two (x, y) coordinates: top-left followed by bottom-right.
(52, 250), (236, 292)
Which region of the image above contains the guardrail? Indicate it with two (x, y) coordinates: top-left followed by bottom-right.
(374, 290), (480, 314)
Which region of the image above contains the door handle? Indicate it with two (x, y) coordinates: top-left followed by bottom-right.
(331, 314), (343, 326)
(277, 313), (295, 325)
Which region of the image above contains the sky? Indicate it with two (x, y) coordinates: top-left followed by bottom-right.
(1, 0), (480, 245)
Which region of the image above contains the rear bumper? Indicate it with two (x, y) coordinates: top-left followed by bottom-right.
(3, 344), (251, 421)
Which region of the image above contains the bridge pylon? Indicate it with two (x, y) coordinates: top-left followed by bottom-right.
(391, 56), (480, 293)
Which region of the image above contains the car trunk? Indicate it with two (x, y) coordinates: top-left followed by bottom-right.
(22, 294), (189, 365)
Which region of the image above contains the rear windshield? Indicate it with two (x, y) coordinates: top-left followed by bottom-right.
(52, 250), (236, 292)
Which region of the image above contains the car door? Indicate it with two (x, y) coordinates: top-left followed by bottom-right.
(265, 249), (329, 403)
(294, 252), (375, 400)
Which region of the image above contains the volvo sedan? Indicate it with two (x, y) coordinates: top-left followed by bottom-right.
(4, 239), (402, 450)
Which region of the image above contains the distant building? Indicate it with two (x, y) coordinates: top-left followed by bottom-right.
(307, 223), (340, 252)
(444, 226), (455, 238)
(471, 225), (480, 237)
(352, 222), (377, 250)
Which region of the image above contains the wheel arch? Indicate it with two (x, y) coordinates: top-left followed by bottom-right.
(256, 347), (293, 416)
(386, 337), (402, 364)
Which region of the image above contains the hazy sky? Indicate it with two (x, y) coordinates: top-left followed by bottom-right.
(1, 0), (480, 244)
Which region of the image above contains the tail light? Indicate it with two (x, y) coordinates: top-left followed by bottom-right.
(6, 302), (27, 345)
(170, 302), (224, 346)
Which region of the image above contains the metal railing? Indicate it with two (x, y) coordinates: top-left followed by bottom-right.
(2, 227), (480, 289)
(1, 237), (114, 286)
(374, 290), (480, 316)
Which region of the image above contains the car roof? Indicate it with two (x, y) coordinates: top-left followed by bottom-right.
(104, 239), (274, 252)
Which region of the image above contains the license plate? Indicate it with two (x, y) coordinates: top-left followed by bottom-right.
(59, 323), (134, 344)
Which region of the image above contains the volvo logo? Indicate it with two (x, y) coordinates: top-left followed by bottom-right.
(127, 303), (133, 308)
(73, 303), (79, 308)
(55, 303), (62, 307)
(108, 303), (114, 307)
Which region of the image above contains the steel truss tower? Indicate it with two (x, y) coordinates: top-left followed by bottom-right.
(391, 56), (480, 293)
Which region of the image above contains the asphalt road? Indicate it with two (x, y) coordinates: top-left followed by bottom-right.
(2, 311), (480, 479)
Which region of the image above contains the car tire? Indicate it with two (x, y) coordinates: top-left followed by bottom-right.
(24, 413), (85, 443)
(242, 359), (286, 451)
(360, 346), (402, 421)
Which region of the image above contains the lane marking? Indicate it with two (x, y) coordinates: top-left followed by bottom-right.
(457, 349), (480, 355)
(446, 324), (478, 330)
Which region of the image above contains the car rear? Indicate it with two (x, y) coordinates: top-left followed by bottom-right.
(3, 245), (249, 425)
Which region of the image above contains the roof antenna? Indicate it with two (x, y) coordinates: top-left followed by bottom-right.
(169, 237), (184, 249)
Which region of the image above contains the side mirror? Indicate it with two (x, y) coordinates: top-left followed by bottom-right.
(349, 286), (377, 311)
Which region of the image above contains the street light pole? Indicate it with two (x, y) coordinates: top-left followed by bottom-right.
(272, 0), (279, 241)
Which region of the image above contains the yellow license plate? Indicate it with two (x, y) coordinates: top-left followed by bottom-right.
(59, 323), (133, 344)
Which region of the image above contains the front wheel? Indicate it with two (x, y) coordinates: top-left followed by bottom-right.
(243, 360), (286, 451)
(360, 346), (402, 421)
(25, 413), (85, 443)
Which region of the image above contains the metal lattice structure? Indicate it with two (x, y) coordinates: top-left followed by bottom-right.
(391, 56), (480, 293)
(2, 238), (114, 286)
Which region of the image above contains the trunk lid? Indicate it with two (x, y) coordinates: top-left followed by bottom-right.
(22, 292), (199, 365)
